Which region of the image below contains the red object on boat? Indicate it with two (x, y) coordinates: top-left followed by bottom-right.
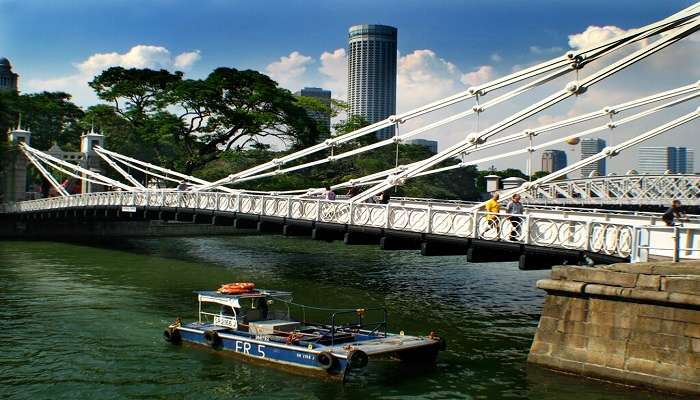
(218, 282), (256, 294)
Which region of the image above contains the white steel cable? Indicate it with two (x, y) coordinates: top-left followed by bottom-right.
(192, 5), (700, 192)
(349, 17), (700, 202)
(21, 148), (69, 197)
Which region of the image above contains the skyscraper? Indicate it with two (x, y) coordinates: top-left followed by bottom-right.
(541, 149), (567, 173)
(580, 138), (606, 178)
(687, 149), (695, 173)
(0, 57), (19, 92)
(638, 147), (694, 174)
(294, 87), (332, 136)
(347, 24), (397, 140)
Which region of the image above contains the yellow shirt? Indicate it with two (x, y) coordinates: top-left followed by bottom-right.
(485, 199), (500, 221)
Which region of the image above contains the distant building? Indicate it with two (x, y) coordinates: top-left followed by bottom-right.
(580, 138), (606, 178)
(638, 146), (694, 174)
(0, 57), (19, 92)
(407, 139), (438, 154)
(687, 149), (695, 173)
(541, 149), (567, 173)
(294, 87), (332, 135)
(347, 24), (397, 140)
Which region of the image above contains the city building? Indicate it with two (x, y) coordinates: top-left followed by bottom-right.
(407, 139), (438, 154)
(541, 149), (567, 173)
(638, 146), (695, 174)
(347, 24), (397, 140)
(0, 57), (19, 92)
(687, 149), (695, 173)
(580, 138), (606, 178)
(294, 87), (332, 136)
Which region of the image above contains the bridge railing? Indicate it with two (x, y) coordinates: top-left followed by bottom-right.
(5, 190), (639, 258)
(631, 224), (700, 262)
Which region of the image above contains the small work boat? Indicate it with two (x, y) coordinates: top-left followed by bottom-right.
(163, 283), (446, 379)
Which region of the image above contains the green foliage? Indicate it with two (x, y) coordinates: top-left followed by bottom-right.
(89, 66), (319, 173)
(0, 91), (84, 151)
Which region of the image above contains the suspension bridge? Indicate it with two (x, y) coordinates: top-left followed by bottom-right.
(2, 3), (700, 267)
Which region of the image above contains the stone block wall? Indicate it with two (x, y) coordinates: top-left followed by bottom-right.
(529, 261), (700, 396)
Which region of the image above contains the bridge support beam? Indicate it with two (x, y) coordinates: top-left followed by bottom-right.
(343, 232), (379, 245)
(311, 222), (346, 241)
(421, 236), (469, 256)
(380, 234), (422, 251)
(466, 241), (521, 263)
(257, 217), (284, 233)
(233, 217), (257, 230)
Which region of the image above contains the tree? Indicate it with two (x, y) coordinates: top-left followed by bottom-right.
(89, 67), (320, 173)
(0, 91), (84, 151)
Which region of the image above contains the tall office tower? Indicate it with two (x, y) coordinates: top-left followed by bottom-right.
(541, 149), (568, 173)
(347, 24), (397, 140)
(580, 138), (606, 178)
(638, 146), (693, 174)
(687, 149), (695, 173)
(294, 87), (332, 136)
(0, 57), (19, 92)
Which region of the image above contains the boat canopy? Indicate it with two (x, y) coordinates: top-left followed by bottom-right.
(195, 290), (292, 308)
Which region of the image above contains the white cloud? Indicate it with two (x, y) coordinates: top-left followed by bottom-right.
(490, 53), (502, 63)
(174, 50), (201, 69)
(319, 48), (347, 99)
(398, 49), (467, 111)
(265, 51), (313, 89)
(568, 25), (628, 49)
(460, 65), (495, 86)
(25, 45), (202, 106)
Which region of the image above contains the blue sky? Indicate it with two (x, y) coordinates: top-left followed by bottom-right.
(1, 0), (698, 173)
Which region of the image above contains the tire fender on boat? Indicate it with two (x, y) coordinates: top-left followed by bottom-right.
(347, 349), (368, 369)
(204, 330), (222, 348)
(163, 327), (181, 344)
(317, 351), (335, 370)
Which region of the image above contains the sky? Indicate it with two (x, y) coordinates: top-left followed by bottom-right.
(1, 0), (698, 175)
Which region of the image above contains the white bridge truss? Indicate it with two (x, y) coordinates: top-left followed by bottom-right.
(525, 174), (700, 206)
(3, 4), (700, 262)
(5, 190), (700, 261)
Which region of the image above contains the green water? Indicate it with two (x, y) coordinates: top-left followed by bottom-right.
(0, 237), (684, 399)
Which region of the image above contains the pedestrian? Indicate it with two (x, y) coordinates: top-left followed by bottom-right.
(662, 199), (687, 226)
(346, 186), (358, 198)
(176, 180), (190, 191)
(484, 191), (501, 239)
(506, 193), (524, 241)
(324, 185), (336, 201)
(380, 190), (391, 204)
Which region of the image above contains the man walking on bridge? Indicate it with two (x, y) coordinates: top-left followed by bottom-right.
(663, 200), (687, 226)
(485, 192), (501, 239)
(506, 193), (524, 241)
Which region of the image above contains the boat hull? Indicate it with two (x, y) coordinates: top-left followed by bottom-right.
(175, 325), (350, 378)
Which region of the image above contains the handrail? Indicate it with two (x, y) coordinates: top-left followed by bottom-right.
(330, 307), (388, 346)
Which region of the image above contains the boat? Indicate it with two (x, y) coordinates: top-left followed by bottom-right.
(163, 283), (446, 379)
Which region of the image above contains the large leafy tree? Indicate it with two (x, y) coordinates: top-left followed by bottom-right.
(0, 91), (84, 151)
(89, 66), (319, 173)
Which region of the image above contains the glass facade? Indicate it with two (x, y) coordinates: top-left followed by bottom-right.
(580, 138), (606, 178)
(638, 146), (695, 174)
(347, 24), (397, 140)
(541, 149), (567, 173)
(0, 57), (19, 92)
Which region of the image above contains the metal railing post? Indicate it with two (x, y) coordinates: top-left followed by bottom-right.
(673, 225), (680, 262)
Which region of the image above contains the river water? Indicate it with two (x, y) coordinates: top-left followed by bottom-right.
(0, 236), (684, 400)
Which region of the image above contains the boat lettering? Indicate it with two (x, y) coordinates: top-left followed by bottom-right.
(234, 340), (265, 358)
(296, 352), (315, 360)
(254, 335), (270, 341)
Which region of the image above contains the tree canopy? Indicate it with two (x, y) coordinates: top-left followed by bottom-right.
(89, 67), (320, 173)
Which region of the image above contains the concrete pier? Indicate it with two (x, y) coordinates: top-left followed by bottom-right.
(529, 261), (700, 396)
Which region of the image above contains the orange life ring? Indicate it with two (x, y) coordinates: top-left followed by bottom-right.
(217, 282), (255, 294)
